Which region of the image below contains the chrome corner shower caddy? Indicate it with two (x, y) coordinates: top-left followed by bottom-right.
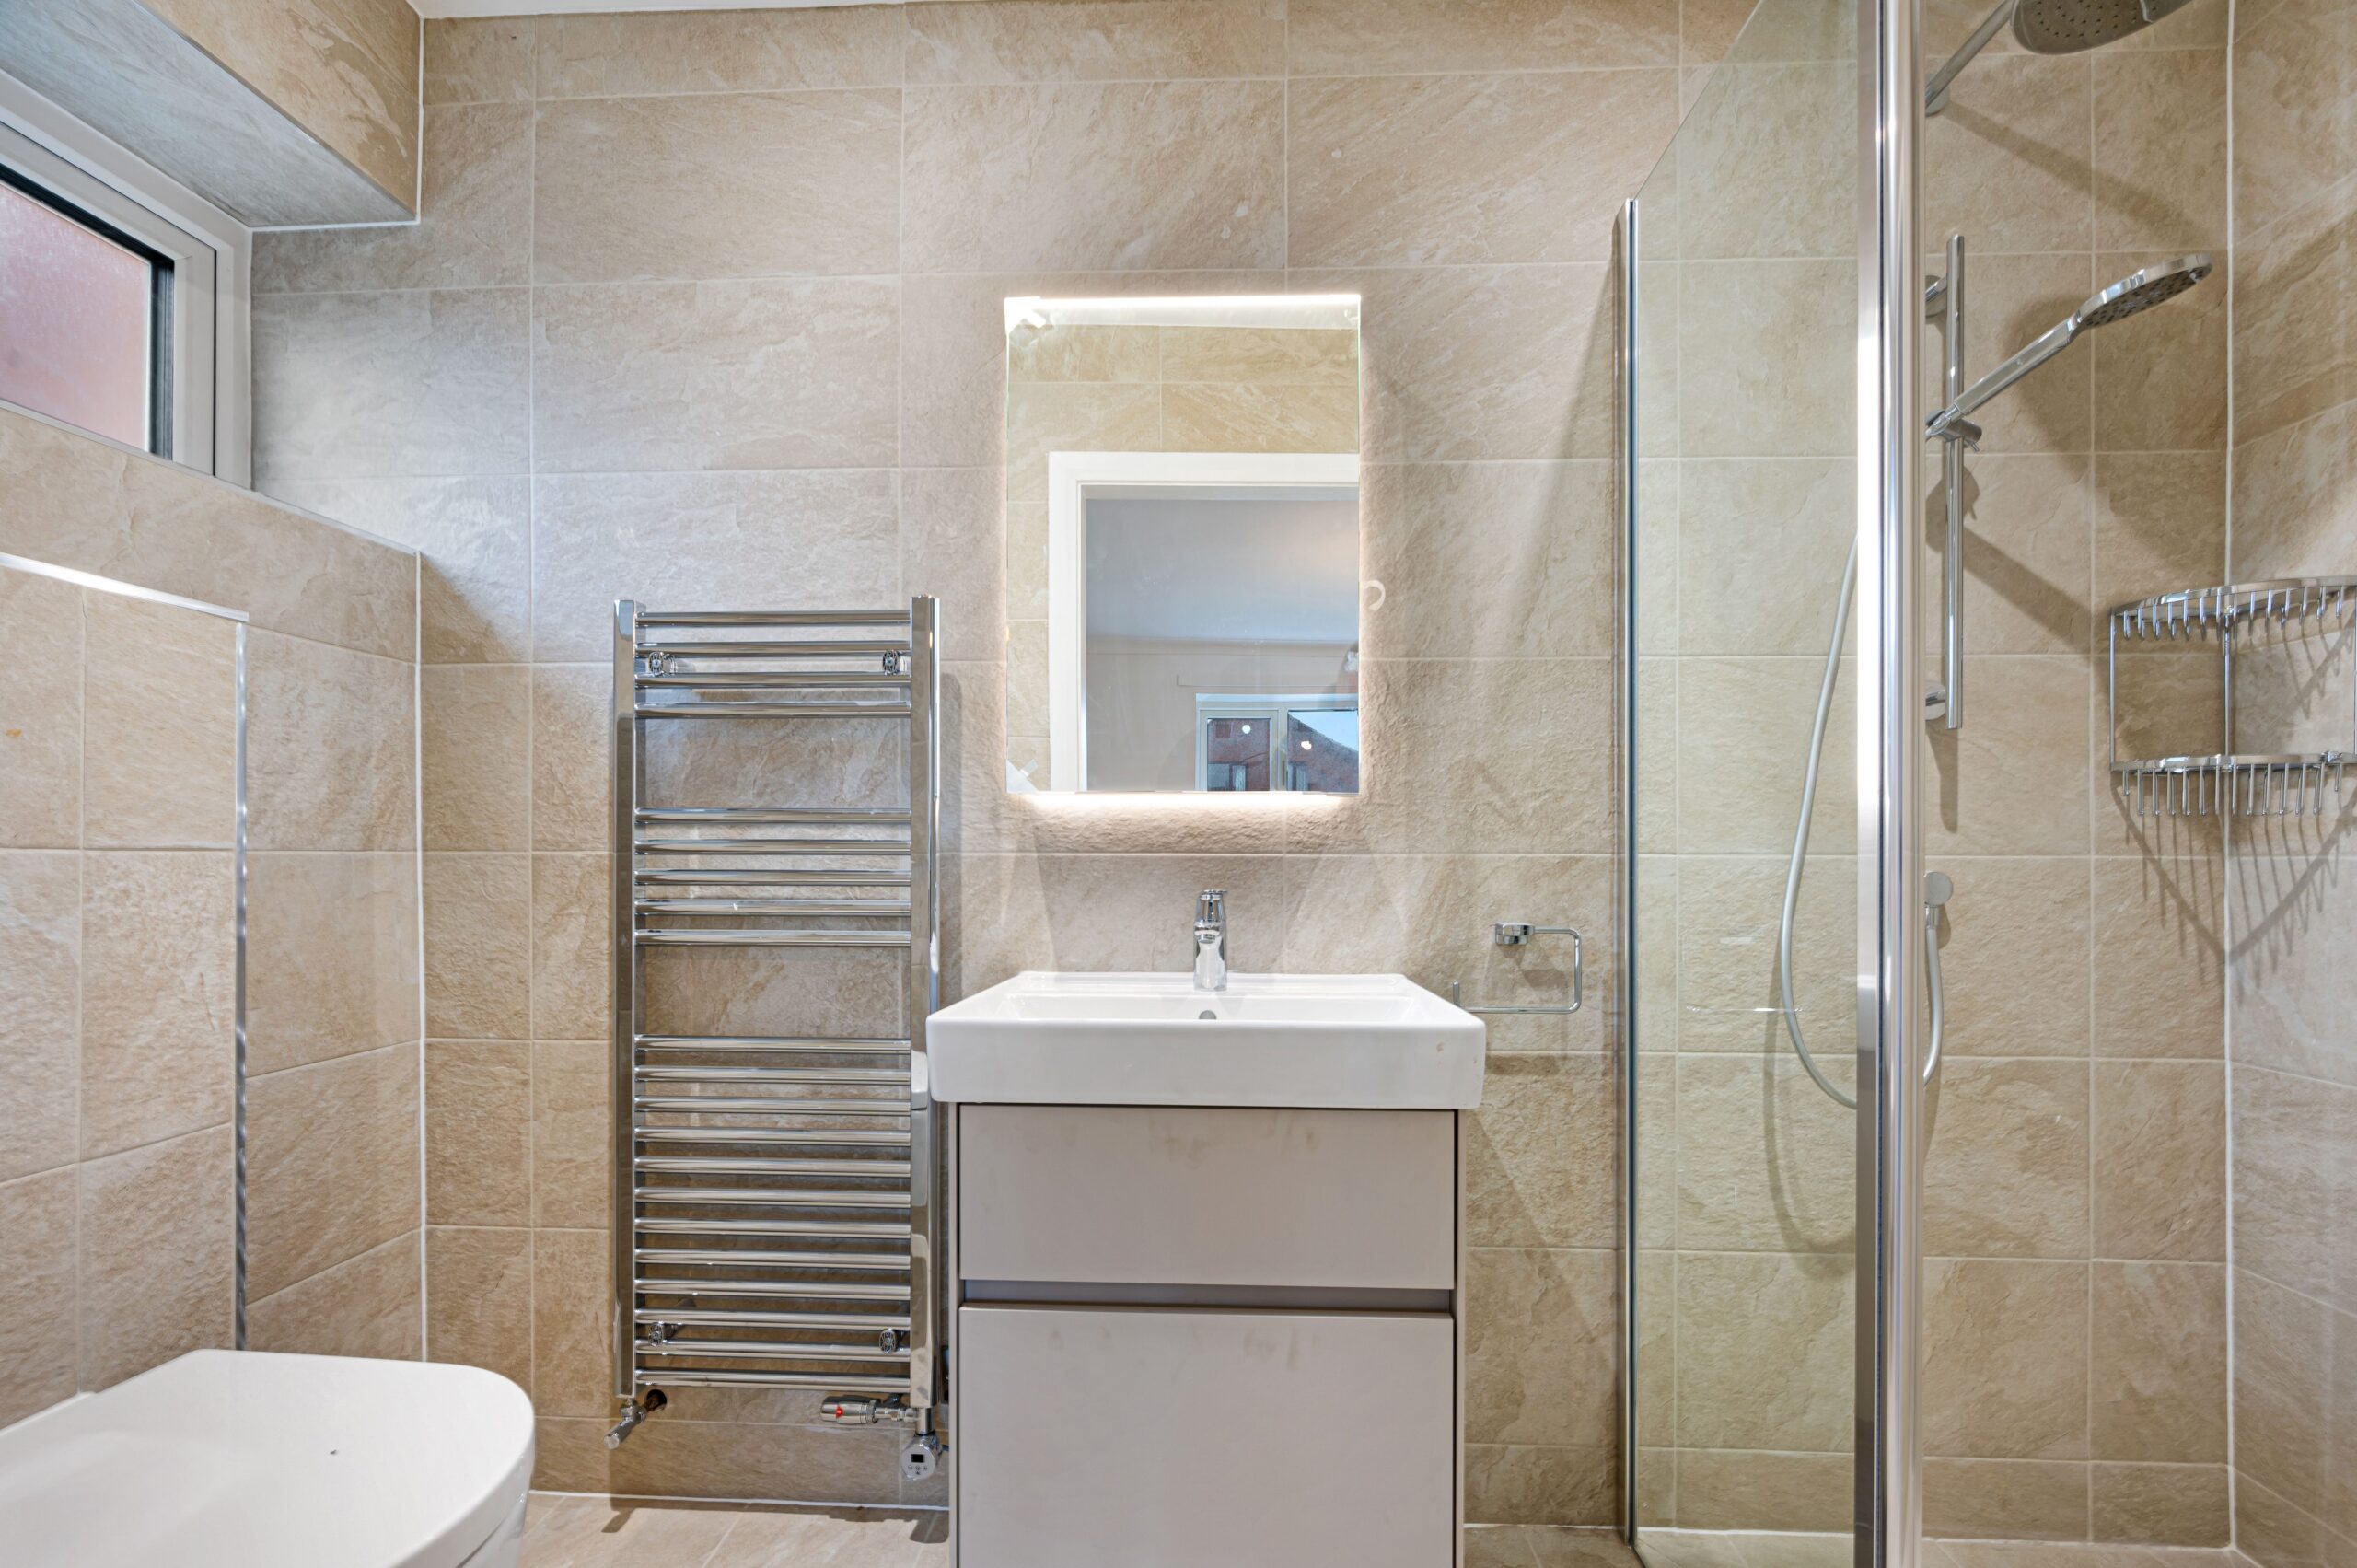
(607, 598), (946, 1478)
(2108, 575), (2357, 816)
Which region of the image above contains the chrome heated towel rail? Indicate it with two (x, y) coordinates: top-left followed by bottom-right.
(608, 599), (945, 1481)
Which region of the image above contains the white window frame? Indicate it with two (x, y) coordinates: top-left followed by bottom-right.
(1045, 447), (1360, 792)
(0, 71), (250, 482)
(1192, 691), (1360, 793)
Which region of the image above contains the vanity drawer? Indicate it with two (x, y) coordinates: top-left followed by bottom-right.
(956, 1304), (1455, 1568)
(957, 1104), (1455, 1289)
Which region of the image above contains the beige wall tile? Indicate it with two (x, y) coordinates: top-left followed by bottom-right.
(77, 1123), (233, 1389)
(1288, 70), (1675, 268)
(907, 0), (1285, 82)
(1287, 658), (1616, 855)
(946, 852), (1285, 992)
(903, 81), (1284, 273)
(2093, 1061), (2226, 1260)
(1156, 380), (1359, 452)
(248, 631), (416, 855)
(1925, 54), (2094, 253)
(1466, 1444), (1619, 1528)
(2092, 250), (2231, 452)
(1366, 461), (1621, 665)
(1924, 1059), (2092, 1259)
(1670, 853), (1852, 1056)
(424, 17), (534, 107)
(900, 468), (1007, 663)
(1674, 1449), (1850, 1533)
(143, 0), (420, 210)
(80, 591), (237, 848)
(254, 103), (533, 295)
(1923, 656), (2093, 856)
(2233, 1266), (2329, 1514)
(424, 854), (530, 1041)
(0, 568), (83, 849)
(425, 1040), (530, 1227)
(533, 279), (900, 474)
(2092, 452), (2228, 614)
(534, 91), (900, 285)
(0, 1167), (78, 1424)
(531, 470), (900, 660)
(1672, 1053), (1856, 1254)
(245, 850), (419, 1074)
(531, 1225), (609, 1419)
(2233, 1472), (2331, 1566)
(1934, 858), (2093, 1058)
(1466, 1248), (1618, 1450)
(1676, 260), (1854, 457)
(530, 665), (608, 852)
(425, 1225), (533, 1393)
(1675, 62), (1853, 261)
(2230, 838), (2357, 1088)
(1924, 1259), (2091, 1459)
(2092, 49), (2229, 251)
(2230, 0), (2357, 242)
(263, 476), (528, 666)
(2230, 186), (2356, 447)
(2089, 1461), (2232, 1547)
(1922, 1457), (2092, 1540)
(531, 1040), (610, 1232)
(2091, 1261), (2227, 1462)
(1674, 1251), (1852, 1452)
(246, 1042), (421, 1299)
(247, 1230), (422, 1361)
(1277, 855), (1611, 1051)
(1677, 458), (1854, 655)
(2233, 1066), (2357, 1315)
(535, 6), (903, 98)
(1675, 656), (1854, 855)
(423, 665), (529, 852)
(1930, 452), (2095, 656)
(112, 447), (420, 663)
(252, 289), (531, 484)
(0, 851), (79, 1181)
(1465, 1054), (1618, 1250)
(531, 854), (610, 1041)
(78, 851), (235, 1158)
(1291, 0), (1676, 73)
(1634, 1250), (1676, 1446)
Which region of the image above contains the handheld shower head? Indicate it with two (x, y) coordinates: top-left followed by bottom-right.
(1927, 0), (2203, 112)
(1928, 254), (2212, 439)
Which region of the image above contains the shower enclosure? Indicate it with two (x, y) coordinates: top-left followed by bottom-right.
(1622, 0), (2236, 1562)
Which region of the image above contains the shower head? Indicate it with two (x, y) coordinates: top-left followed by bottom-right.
(1928, 254), (2212, 440)
(1927, 0), (2201, 112)
(2013, 0), (2202, 53)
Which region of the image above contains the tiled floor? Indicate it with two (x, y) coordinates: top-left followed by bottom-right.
(517, 1499), (1632, 1566)
(517, 1500), (2249, 1568)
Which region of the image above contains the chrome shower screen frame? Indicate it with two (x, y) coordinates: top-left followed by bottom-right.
(1616, 0), (1927, 1558)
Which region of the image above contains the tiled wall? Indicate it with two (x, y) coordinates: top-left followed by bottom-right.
(2224, 0), (2357, 1562)
(1636, 0), (2235, 1545)
(244, 0), (1710, 1517)
(0, 404), (422, 1417)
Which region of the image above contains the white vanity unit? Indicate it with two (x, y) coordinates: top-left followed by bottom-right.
(927, 970), (1485, 1568)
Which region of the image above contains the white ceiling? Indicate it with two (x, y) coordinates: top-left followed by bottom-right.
(413, 0), (886, 16)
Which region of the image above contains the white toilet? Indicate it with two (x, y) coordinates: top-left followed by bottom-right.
(0, 1350), (535, 1568)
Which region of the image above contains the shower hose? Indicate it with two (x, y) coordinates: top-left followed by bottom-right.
(1776, 538), (1945, 1110)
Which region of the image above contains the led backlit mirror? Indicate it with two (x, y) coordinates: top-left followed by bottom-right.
(1001, 295), (1363, 794)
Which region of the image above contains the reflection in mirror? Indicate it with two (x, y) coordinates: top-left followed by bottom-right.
(1002, 295), (1362, 794)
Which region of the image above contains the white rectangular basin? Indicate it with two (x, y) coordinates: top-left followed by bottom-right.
(926, 971), (1485, 1109)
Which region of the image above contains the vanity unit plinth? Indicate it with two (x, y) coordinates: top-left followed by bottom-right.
(927, 971), (1484, 1568)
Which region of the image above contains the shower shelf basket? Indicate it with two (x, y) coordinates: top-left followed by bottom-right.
(2107, 575), (2357, 817)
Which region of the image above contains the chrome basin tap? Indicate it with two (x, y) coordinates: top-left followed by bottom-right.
(1192, 890), (1228, 992)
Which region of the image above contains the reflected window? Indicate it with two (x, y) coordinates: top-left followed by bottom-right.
(0, 170), (166, 453)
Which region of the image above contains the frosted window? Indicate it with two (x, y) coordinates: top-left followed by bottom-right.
(0, 178), (155, 450)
